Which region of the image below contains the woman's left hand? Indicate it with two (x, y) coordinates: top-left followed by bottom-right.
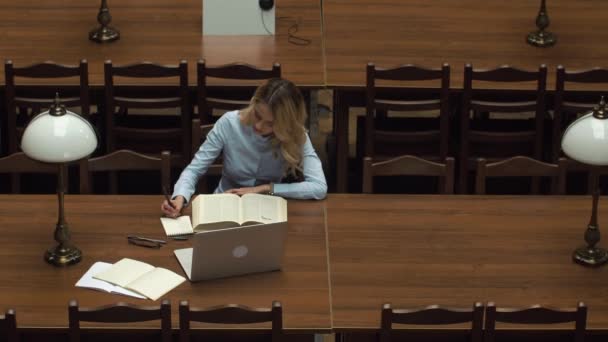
(225, 185), (270, 196)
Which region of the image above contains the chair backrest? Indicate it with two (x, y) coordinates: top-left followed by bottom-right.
(68, 299), (171, 342)
(104, 60), (190, 165)
(459, 64), (547, 193)
(0, 152), (62, 194)
(79, 150), (171, 194)
(380, 302), (483, 342)
(197, 59), (281, 124)
(485, 302), (587, 342)
(475, 156), (566, 195)
(364, 63), (450, 161)
(4, 59), (90, 155)
(553, 66), (608, 162)
(363, 156), (455, 194)
(0, 309), (18, 342)
(191, 118), (223, 194)
(179, 300), (283, 342)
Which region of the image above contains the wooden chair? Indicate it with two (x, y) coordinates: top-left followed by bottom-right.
(79, 150), (171, 194)
(197, 59), (281, 124)
(361, 63), (450, 163)
(485, 302), (587, 342)
(475, 156), (567, 195)
(363, 156), (455, 194)
(380, 302), (483, 342)
(68, 299), (171, 342)
(191, 118), (223, 194)
(0, 152), (63, 193)
(0, 309), (18, 342)
(459, 64), (547, 193)
(554, 65), (608, 193)
(104, 60), (190, 166)
(4, 59), (90, 155)
(179, 300), (283, 342)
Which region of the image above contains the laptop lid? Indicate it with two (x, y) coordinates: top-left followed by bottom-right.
(174, 221), (288, 282)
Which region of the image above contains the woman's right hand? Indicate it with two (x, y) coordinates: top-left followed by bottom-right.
(161, 195), (185, 218)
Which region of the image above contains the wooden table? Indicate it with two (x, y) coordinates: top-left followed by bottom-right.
(324, 0), (608, 192)
(327, 195), (608, 338)
(323, 0), (608, 88)
(0, 195), (330, 336)
(0, 0), (324, 86)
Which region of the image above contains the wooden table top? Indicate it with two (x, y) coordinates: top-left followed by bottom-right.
(323, 0), (608, 90)
(327, 194), (608, 331)
(0, 195), (330, 332)
(0, 0), (324, 87)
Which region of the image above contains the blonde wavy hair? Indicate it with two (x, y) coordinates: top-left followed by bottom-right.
(242, 78), (307, 178)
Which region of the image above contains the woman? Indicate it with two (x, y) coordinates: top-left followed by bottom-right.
(161, 78), (327, 217)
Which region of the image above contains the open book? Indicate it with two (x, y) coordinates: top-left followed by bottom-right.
(161, 193), (287, 236)
(91, 258), (186, 300)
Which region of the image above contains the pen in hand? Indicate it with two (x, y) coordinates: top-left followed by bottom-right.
(163, 186), (176, 210)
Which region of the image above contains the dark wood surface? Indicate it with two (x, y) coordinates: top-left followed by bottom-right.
(0, 0), (324, 86)
(0, 195), (330, 333)
(323, 0), (608, 89)
(327, 194), (608, 331)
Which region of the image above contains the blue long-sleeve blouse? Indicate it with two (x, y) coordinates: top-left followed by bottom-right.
(173, 110), (327, 204)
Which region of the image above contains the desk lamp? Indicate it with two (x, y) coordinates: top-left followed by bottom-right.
(89, 0), (120, 43)
(527, 0), (556, 47)
(21, 95), (98, 266)
(562, 97), (608, 266)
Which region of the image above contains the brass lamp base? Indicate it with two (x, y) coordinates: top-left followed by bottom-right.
(527, 30), (556, 47)
(573, 246), (608, 267)
(89, 26), (120, 43)
(45, 244), (82, 267)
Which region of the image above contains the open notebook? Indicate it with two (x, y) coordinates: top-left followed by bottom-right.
(76, 262), (145, 299)
(77, 258), (185, 300)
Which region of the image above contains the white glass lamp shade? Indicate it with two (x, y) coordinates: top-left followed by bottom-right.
(562, 112), (608, 166)
(21, 109), (98, 163)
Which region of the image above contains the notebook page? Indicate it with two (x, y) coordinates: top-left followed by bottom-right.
(76, 262), (145, 299)
(126, 267), (186, 301)
(93, 258), (155, 288)
(160, 216), (193, 236)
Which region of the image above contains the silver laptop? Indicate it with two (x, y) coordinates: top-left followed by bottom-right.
(174, 222), (288, 281)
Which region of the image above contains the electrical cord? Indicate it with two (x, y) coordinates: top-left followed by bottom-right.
(282, 16), (312, 46)
(260, 10), (312, 46)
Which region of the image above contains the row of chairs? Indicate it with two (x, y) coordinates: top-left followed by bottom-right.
(1, 301), (586, 342)
(1, 299), (282, 342)
(0, 150), (172, 194)
(3, 59), (281, 168)
(4, 59), (607, 194)
(2, 147), (571, 195)
(362, 63), (608, 194)
(363, 155), (569, 194)
(380, 301), (586, 342)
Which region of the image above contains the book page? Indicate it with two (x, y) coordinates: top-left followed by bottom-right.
(160, 216), (193, 236)
(93, 258), (155, 288)
(126, 268), (186, 301)
(241, 194), (288, 224)
(192, 194), (242, 228)
(76, 262), (145, 299)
